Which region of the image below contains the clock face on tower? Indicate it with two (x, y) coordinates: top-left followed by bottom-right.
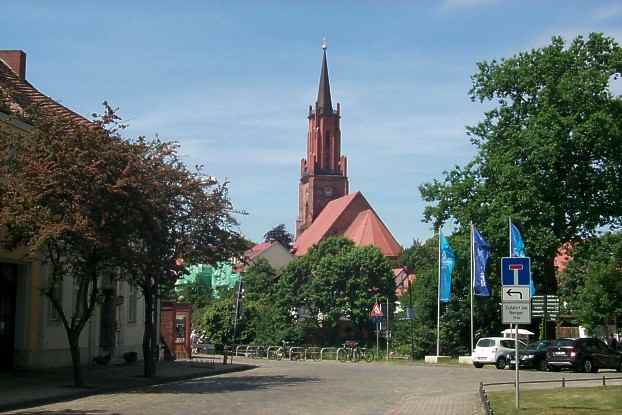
(323, 186), (333, 197)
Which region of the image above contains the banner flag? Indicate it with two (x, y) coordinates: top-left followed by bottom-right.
(510, 223), (536, 296)
(473, 226), (491, 297)
(439, 232), (456, 303)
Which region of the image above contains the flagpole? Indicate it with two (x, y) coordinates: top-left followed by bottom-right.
(470, 222), (474, 355)
(437, 226), (441, 357)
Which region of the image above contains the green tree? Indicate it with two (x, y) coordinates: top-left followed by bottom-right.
(195, 287), (256, 346)
(559, 232), (622, 332)
(420, 33), (622, 339)
(264, 224), (294, 249)
(277, 237), (395, 344)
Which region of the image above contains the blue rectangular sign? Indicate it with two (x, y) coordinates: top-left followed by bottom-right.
(501, 257), (531, 286)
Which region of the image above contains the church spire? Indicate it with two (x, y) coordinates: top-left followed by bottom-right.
(316, 40), (333, 115)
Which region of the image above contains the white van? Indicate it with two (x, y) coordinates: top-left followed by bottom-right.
(472, 337), (527, 369)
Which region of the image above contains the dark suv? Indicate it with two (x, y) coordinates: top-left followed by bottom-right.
(546, 337), (622, 373)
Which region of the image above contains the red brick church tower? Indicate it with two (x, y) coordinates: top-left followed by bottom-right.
(296, 44), (348, 236)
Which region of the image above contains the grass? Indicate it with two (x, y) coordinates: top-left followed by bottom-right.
(488, 385), (622, 414)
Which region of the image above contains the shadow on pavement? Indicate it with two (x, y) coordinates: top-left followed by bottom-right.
(138, 375), (321, 394)
(9, 411), (120, 415)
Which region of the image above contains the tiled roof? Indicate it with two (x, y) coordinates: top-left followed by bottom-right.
(293, 191), (402, 257)
(245, 241), (274, 261)
(0, 54), (88, 125)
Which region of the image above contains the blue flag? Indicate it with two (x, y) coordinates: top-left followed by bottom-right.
(473, 226), (491, 297)
(510, 223), (536, 296)
(439, 232), (456, 303)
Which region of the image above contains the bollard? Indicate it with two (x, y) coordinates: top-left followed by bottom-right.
(561, 377), (565, 388)
(602, 376), (606, 386)
(223, 349), (228, 365)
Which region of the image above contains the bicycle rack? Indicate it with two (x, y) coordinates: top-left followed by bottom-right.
(255, 346), (267, 359)
(246, 345), (257, 358)
(320, 347), (338, 361)
(336, 347), (346, 361)
(304, 347), (321, 360)
(235, 345), (249, 357)
(289, 347), (305, 360)
(266, 345), (280, 360)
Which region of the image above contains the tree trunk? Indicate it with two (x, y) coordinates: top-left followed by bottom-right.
(68, 332), (84, 387)
(143, 286), (156, 378)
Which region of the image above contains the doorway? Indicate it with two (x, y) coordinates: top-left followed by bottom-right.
(0, 263), (18, 371)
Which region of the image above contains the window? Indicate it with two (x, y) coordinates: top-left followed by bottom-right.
(476, 339), (493, 347)
(323, 132), (330, 168)
(500, 340), (515, 348)
(128, 283), (137, 323)
(175, 316), (186, 343)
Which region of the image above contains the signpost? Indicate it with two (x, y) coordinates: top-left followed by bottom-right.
(370, 303), (383, 358)
(501, 257), (532, 410)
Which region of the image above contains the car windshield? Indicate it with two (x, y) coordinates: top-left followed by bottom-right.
(500, 340), (527, 349)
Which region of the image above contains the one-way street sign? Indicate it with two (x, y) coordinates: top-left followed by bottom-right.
(502, 285), (530, 302)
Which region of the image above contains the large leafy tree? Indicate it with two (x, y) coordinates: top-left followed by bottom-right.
(420, 33), (622, 323)
(0, 104), (142, 386)
(263, 224), (294, 249)
(115, 136), (247, 377)
(559, 232), (622, 332)
(276, 237), (395, 344)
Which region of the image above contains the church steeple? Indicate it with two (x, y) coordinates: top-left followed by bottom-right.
(316, 43), (333, 115)
(297, 41), (349, 237)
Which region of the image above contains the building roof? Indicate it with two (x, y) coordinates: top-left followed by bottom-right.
(245, 241), (274, 261)
(316, 48), (333, 115)
(0, 50), (88, 125)
(293, 191), (402, 257)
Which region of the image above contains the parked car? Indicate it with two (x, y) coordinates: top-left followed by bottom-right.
(546, 337), (622, 373)
(508, 340), (554, 371)
(472, 337), (527, 369)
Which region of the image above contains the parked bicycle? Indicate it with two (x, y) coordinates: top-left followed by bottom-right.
(338, 340), (374, 363)
(275, 341), (299, 361)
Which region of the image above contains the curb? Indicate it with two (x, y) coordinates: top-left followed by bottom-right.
(0, 364), (256, 413)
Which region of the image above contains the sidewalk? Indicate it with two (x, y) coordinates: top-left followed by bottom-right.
(0, 357), (254, 412)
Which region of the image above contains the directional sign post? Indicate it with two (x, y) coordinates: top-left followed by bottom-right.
(501, 256), (532, 411)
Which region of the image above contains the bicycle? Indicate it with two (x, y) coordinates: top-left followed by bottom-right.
(338, 341), (375, 363)
(275, 341), (298, 361)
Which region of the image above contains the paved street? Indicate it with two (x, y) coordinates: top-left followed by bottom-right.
(4, 358), (621, 415)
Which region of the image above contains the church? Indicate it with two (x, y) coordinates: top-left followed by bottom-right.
(293, 45), (402, 259)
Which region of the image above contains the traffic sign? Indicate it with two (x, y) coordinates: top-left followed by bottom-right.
(501, 257), (531, 285)
(502, 302), (531, 324)
(502, 286), (530, 302)
(370, 303), (383, 318)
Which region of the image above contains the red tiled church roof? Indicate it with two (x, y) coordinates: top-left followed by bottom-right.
(293, 191), (402, 258)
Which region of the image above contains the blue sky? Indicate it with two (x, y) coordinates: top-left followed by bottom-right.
(3, 1), (621, 246)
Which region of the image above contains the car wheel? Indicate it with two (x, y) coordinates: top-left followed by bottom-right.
(496, 356), (507, 370)
(537, 359), (547, 371)
(473, 362), (483, 368)
(549, 365), (561, 372)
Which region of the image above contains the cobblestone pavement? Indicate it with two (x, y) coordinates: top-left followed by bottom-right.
(4, 358), (620, 415)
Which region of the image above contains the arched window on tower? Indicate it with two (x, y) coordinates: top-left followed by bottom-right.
(324, 131), (331, 170)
